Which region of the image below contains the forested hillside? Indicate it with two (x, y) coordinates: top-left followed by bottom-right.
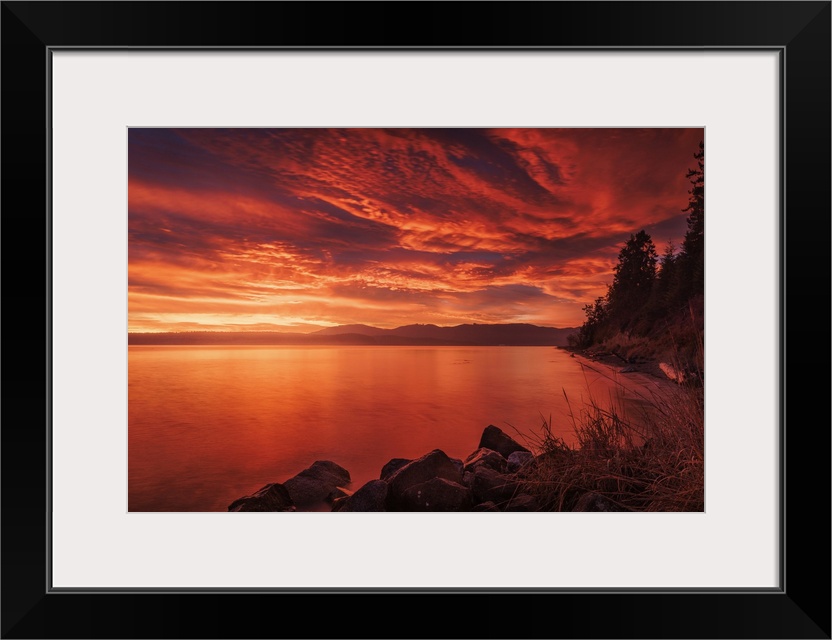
(570, 142), (704, 373)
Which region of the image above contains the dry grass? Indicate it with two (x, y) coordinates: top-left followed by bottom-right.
(589, 297), (706, 375)
(518, 352), (704, 512)
(592, 333), (658, 362)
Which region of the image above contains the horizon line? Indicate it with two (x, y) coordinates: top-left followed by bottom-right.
(127, 322), (580, 335)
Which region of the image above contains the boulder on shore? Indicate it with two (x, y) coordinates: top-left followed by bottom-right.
(466, 465), (522, 506)
(385, 449), (462, 510)
(380, 458), (411, 481)
(400, 477), (474, 512)
(283, 460), (351, 507)
(228, 483), (295, 512)
(336, 480), (388, 512)
(506, 451), (535, 474)
(478, 425), (530, 459)
(463, 447), (507, 473)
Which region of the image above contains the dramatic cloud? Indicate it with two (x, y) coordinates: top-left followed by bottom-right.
(128, 128), (703, 332)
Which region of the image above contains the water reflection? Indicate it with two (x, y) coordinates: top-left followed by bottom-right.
(128, 346), (648, 511)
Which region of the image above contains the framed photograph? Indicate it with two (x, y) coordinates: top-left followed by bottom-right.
(3, 2), (829, 638)
(126, 125), (706, 518)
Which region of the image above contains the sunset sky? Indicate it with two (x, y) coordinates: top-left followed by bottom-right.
(128, 128), (703, 333)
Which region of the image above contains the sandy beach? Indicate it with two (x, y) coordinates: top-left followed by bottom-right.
(559, 348), (684, 429)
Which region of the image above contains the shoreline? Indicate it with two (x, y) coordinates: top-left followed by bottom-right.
(563, 347), (677, 388)
(555, 347), (686, 430)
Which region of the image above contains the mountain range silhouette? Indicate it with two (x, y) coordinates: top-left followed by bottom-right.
(128, 323), (576, 346)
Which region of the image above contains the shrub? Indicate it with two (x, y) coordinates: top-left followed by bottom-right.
(519, 368), (704, 512)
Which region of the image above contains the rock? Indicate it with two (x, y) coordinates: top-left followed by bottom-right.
(228, 483), (295, 512)
(659, 362), (686, 383)
(284, 475), (338, 507)
(400, 478), (473, 512)
(327, 487), (350, 503)
(468, 466), (521, 506)
(283, 460), (351, 507)
(571, 492), (623, 512)
(308, 460), (351, 485)
(380, 458), (411, 480)
(478, 425), (530, 459)
(450, 457), (465, 477)
(506, 451), (535, 473)
(385, 449), (462, 510)
(471, 501), (500, 512)
(338, 480), (389, 512)
(463, 447), (507, 473)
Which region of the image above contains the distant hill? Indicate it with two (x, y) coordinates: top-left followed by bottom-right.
(388, 323), (574, 345)
(312, 324), (388, 337)
(128, 323), (577, 346)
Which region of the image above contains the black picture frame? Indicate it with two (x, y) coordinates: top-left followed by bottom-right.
(2, 2), (829, 638)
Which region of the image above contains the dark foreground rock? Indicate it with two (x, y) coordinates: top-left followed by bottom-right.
(380, 458), (411, 480)
(464, 447), (507, 473)
(400, 477), (474, 512)
(466, 465), (522, 506)
(478, 425), (531, 459)
(336, 480), (389, 512)
(507, 451), (535, 473)
(283, 460), (351, 507)
(385, 449), (462, 510)
(228, 483), (295, 512)
(229, 425), (548, 512)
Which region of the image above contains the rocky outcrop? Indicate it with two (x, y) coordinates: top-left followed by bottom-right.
(229, 425), (546, 512)
(227, 483), (295, 512)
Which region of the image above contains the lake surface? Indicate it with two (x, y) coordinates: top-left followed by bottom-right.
(128, 345), (649, 511)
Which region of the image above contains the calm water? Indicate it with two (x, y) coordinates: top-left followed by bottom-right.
(129, 345), (646, 511)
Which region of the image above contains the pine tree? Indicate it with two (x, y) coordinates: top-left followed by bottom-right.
(606, 229), (658, 331)
(574, 296), (609, 347)
(656, 240), (679, 307)
(678, 141), (704, 301)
